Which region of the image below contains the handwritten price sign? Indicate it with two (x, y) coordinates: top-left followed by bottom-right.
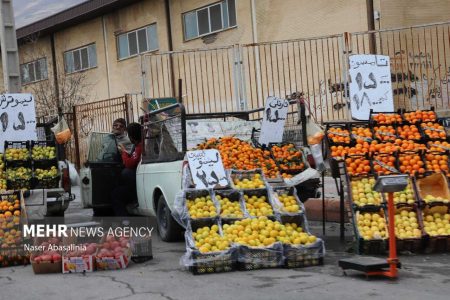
(259, 96), (289, 145)
(187, 149), (229, 189)
(0, 94), (37, 152)
(349, 55), (394, 120)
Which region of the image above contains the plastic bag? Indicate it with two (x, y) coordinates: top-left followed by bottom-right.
(51, 116), (72, 144)
(283, 167), (321, 187)
(68, 161), (80, 186)
(306, 117), (325, 145)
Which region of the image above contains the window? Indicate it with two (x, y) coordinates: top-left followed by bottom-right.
(20, 58), (48, 84)
(117, 24), (159, 60)
(183, 0), (237, 41)
(64, 44), (97, 74)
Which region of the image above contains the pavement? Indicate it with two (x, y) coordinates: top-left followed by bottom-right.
(1, 185), (450, 300)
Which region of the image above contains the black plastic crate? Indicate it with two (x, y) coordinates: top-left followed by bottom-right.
(183, 189), (219, 223)
(347, 174), (383, 209)
(372, 125), (399, 143)
(283, 239), (325, 268)
(3, 141), (31, 166)
(352, 208), (389, 255)
(420, 122), (448, 142)
(189, 247), (237, 275)
(369, 109), (403, 126)
(402, 108), (437, 125)
(185, 220), (237, 275)
(33, 175), (61, 189)
(214, 189), (247, 220)
(325, 123), (354, 147)
(236, 242), (284, 271)
(242, 189), (275, 218)
(421, 204), (450, 253)
(371, 152), (400, 176)
(31, 140), (58, 168)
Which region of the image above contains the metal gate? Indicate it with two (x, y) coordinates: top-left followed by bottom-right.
(141, 21), (450, 123)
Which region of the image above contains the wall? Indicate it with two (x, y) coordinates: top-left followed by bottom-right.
(104, 0), (168, 97)
(379, 0), (450, 29)
(256, 0), (368, 42)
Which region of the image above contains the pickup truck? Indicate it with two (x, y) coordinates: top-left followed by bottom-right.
(81, 101), (320, 241)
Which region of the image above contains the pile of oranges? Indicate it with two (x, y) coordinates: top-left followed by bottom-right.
(271, 144), (305, 178)
(351, 126), (373, 141)
(403, 110), (436, 123)
(373, 113), (402, 124)
(373, 154), (397, 175)
(398, 153), (426, 175)
(397, 125), (422, 140)
(0, 195), (22, 250)
(421, 122), (447, 140)
(197, 137), (279, 178)
(374, 125), (397, 142)
(424, 152), (449, 173)
(397, 139), (426, 152)
(327, 127), (351, 144)
(345, 155), (371, 176)
(427, 141), (450, 152)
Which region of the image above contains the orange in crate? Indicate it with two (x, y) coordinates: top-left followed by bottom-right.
(327, 127), (351, 144)
(374, 125), (397, 142)
(424, 152), (449, 173)
(397, 139), (426, 152)
(373, 154), (397, 175)
(398, 153), (425, 175)
(373, 113), (402, 124)
(421, 122), (447, 140)
(345, 156), (371, 176)
(403, 110), (436, 123)
(397, 125), (422, 140)
(427, 141), (450, 152)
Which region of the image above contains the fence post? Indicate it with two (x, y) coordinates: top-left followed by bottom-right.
(342, 32), (353, 120)
(124, 94), (130, 124)
(72, 105), (81, 170)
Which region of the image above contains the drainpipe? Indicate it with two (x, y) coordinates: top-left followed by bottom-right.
(102, 15), (111, 98)
(50, 33), (60, 111)
(251, 0), (263, 104)
(164, 0), (176, 97)
(366, 0), (376, 54)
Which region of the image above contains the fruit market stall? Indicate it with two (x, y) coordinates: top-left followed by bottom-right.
(325, 108), (450, 255)
(173, 135), (326, 274)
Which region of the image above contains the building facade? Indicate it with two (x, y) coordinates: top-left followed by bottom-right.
(0, 0), (449, 115)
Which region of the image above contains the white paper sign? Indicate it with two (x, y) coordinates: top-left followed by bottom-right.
(187, 149), (229, 189)
(258, 96), (289, 145)
(349, 55), (394, 120)
(0, 93), (37, 152)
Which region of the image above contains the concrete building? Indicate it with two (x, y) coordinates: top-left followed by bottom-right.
(1, 0), (449, 115)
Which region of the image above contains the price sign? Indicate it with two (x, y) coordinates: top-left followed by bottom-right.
(187, 149), (229, 189)
(0, 93), (37, 152)
(259, 96), (289, 145)
(349, 55), (394, 120)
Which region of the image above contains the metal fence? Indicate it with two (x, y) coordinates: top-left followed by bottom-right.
(142, 21), (450, 123)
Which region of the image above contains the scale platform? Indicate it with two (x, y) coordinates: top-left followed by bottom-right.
(339, 256), (401, 273)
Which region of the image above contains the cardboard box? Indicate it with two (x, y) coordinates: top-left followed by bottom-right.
(62, 255), (95, 273)
(32, 261), (62, 274)
(95, 247), (132, 270)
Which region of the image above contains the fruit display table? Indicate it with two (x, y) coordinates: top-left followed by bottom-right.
(325, 108), (450, 255)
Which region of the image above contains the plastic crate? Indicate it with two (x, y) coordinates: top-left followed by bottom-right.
(372, 125), (399, 143)
(347, 174), (383, 209)
(269, 144), (309, 178)
(420, 122), (448, 141)
(270, 186), (305, 217)
(3, 141), (31, 167)
(184, 220), (237, 274)
(31, 140), (58, 168)
(344, 154), (372, 177)
(350, 123), (374, 144)
(242, 188), (275, 219)
(369, 109), (403, 126)
(402, 108), (437, 125)
(397, 150), (427, 177)
(183, 189), (219, 224)
(130, 235), (153, 263)
(214, 189), (247, 221)
(386, 203), (426, 253)
(230, 169), (267, 190)
(283, 239), (325, 268)
(236, 242), (284, 271)
(33, 175), (61, 189)
(372, 152), (400, 176)
(421, 204), (450, 253)
(352, 208), (388, 255)
(325, 123), (354, 147)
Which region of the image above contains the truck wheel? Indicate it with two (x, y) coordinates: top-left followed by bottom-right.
(156, 195), (182, 242)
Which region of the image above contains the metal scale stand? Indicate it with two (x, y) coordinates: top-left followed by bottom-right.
(339, 175), (408, 279)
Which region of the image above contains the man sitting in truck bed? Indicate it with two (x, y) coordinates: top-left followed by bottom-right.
(97, 118), (133, 162)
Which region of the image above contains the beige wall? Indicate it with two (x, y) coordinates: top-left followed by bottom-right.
(104, 0), (168, 97)
(256, 0), (368, 42)
(379, 0), (450, 29)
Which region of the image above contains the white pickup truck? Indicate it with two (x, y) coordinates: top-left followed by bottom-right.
(81, 101), (319, 241)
